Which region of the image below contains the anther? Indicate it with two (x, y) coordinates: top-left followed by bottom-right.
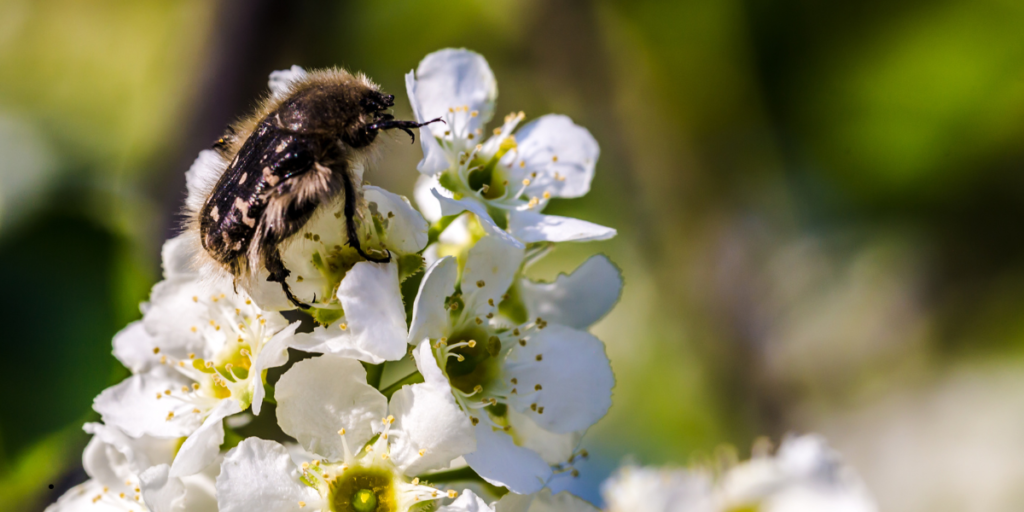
(468, 340), (477, 348)
(475, 317), (483, 325)
(192, 296), (198, 302)
(152, 347), (160, 354)
(448, 490), (458, 498)
(535, 384), (542, 391)
(470, 416), (479, 426)
(418, 449), (426, 456)
(339, 323), (348, 331)
(299, 501), (306, 508)
(538, 407), (545, 414)
(522, 178), (531, 186)
(486, 312), (494, 319)
(536, 354), (543, 361)
(530, 403), (537, 411)
(412, 478), (420, 485)
(166, 411), (175, 421)
(476, 280), (485, 288)
(552, 156), (559, 162)
(338, 428), (346, 435)
(193, 408), (201, 414)
(513, 328), (520, 336)
(519, 339), (526, 346)
(488, 298), (494, 306)
(511, 378), (518, 385)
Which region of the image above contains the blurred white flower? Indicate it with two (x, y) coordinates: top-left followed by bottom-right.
(406, 48), (615, 245)
(217, 354), (480, 512)
(405, 235), (617, 493)
(495, 488), (599, 512)
(602, 465), (717, 512)
(94, 238), (299, 478)
(722, 435), (878, 512)
(46, 423), (217, 512)
(602, 435), (878, 512)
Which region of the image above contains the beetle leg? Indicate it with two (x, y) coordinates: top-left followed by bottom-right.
(367, 117), (445, 143)
(265, 247), (310, 309)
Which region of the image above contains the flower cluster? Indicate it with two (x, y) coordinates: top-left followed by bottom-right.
(48, 49), (621, 512)
(48, 48), (878, 512)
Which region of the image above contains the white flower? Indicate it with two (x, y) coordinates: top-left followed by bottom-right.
(46, 423), (217, 512)
(406, 48), (615, 245)
(95, 238), (299, 478)
(216, 354), (479, 512)
(405, 234), (616, 493)
(601, 435), (878, 512)
(495, 488), (599, 512)
(721, 435), (878, 512)
(602, 465), (717, 512)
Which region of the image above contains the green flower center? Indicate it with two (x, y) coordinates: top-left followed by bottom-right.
(329, 466), (397, 512)
(443, 327), (502, 395)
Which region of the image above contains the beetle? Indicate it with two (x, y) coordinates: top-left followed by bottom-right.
(186, 67), (440, 308)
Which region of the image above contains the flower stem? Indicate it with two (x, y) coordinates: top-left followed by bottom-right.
(415, 466), (481, 484)
(380, 371), (425, 399)
(364, 362), (385, 389)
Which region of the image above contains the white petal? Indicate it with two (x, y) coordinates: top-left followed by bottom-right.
(140, 464), (186, 512)
(462, 234), (524, 316)
(505, 325), (613, 433)
(82, 422), (177, 488)
(388, 344), (476, 474)
(216, 438), (321, 512)
(407, 71), (452, 175)
(93, 366), (202, 439)
(251, 322), (301, 415)
(337, 261), (408, 362)
(161, 234), (198, 280)
(519, 254), (622, 330)
(414, 174), (446, 221)
(439, 489), (494, 512)
(505, 407), (581, 465)
(171, 399), (243, 477)
(412, 337), (451, 388)
(268, 65), (308, 101)
(82, 435), (133, 495)
(464, 424), (551, 494)
(506, 115), (599, 200)
(275, 355), (387, 461)
(508, 211), (615, 244)
(365, 186), (429, 253)
(408, 257), (458, 346)
(184, 150), (228, 215)
(289, 262), (408, 363)
(45, 480), (130, 512)
(112, 321), (160, 374)
(410, 49), (497, 139)
(432, 189), (524, 249)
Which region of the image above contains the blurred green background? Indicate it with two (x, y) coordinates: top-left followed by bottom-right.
(2, 0), (1024, 510)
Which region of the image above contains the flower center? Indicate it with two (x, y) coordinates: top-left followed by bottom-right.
(441, 327), (501, 395)
(328, 466), (397, 512)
